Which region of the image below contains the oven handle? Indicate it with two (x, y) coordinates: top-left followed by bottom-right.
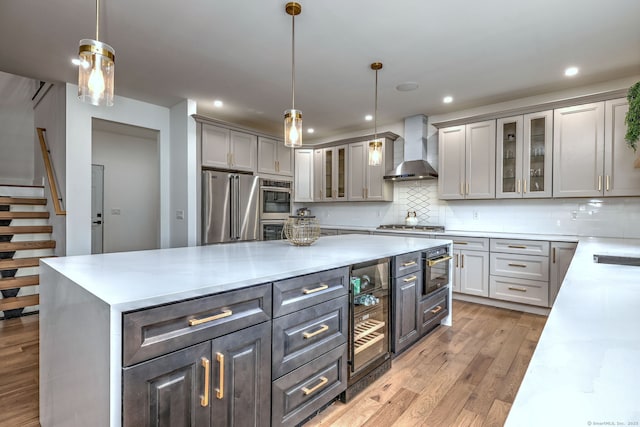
(427, 255), (453, 267)
(260, 186), (292, 193)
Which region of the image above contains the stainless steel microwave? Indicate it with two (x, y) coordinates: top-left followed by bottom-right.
(260, 179), (292, 220)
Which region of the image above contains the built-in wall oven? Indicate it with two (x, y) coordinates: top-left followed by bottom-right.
(260, 220), (285, 241)
(422, 245), (451, 297)
(259, 179), (292, 240)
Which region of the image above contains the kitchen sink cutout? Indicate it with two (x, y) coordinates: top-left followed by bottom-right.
(593, 254), (640, 267)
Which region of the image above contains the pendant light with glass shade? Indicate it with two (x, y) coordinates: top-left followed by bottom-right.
(77, 0), (115, 106)
(284, 2), (302, 147)
(368, 62), (383, 166)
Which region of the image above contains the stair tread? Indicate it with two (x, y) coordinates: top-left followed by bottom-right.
(0, 212), (50, 219)
(0, 294), (39, 311)
(0, 226), (53, 235)
(0, 276), (39, 291)
(0, 197), (47, 206)
(0, 240), (56, 251)
(0, 256), (55, 270)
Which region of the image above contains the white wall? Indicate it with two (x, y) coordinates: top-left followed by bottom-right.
(92, 126), (160, 253)
(0, 72), (35, 185)
(65, 83), (171, 256)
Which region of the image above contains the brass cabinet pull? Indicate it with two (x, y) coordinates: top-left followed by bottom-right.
(508, 286), (527, 292)
(466, 182), (470, 195)
(201, 357), (210, 407)
(303, 283), (329, 294)
(516, 179), (521, 194)
(508, 263), (527, 268)
(430, 305), (443, 314)
(453, 241), (468, 245)
(302, 324), (329, 339)
(598, 175), (602, 191)
(428, 255), (453, 267)
(523, 179), (527, 193)
(552, 247), (556, 263)
(508, 245), (527, 249)
(216, 352), (224, 400)
(301, 376), (329, 396)
(460, 182), (464, 196)
(455, 253), (459, 268)
(461, 254), (464, 268)
(403, 275), (418, 283)
(189, 309), (233, 326)
(402, 260), (417, 267)
(227, 153), (231, 166)
(606, 175), (610, 191)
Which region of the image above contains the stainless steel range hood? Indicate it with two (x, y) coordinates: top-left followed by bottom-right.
(384, 114), (438, 181)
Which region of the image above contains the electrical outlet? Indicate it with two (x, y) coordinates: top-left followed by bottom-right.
(176, 210), (184, 220)
(473, 210), (479, 220)
(111, 208), (121, 215)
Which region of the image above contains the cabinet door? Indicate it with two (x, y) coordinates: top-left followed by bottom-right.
(366, 139), (392, 201)
(313, 149), (324, 201)
(229, 131), (257, 172)
(451, 249), (461, 292)
(202, 124), (231, 169)
(347, 142), (367, 201)
(549, 242), (577, 306)
(465, 120), (496, 199)
(393, 273), (420, 354)
(123, 341), (211, 427)
(438, 125), (466, 200)
(276, 144), (294, 176)
(323, 148), (333, 201)
(459, 250), (489, 297)
(294, 149), (314, 202)
(496, 116), (524, 199)
(553, 102), (605, 197)
(211, 322), (271, 427)
(334, 145), (348, 200)
(523, 110), (553, 198)
(605, 98), (640, 196)
(257, 137), (278, 175)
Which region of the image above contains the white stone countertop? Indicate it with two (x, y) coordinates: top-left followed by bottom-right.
(42, 234), (451, 313)
(506, 237), (640, 425)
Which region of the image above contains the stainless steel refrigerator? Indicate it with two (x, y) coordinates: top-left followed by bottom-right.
(202, 170), (260, 244)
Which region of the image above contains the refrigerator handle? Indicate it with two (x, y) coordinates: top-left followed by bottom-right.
(234, 175), (240, 240)
(229, 175), (236, 240)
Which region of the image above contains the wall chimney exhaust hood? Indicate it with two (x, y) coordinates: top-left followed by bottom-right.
(384, 114), (438, 181)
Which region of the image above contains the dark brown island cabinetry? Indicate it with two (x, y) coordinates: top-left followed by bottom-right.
(391, 251), (422, 354)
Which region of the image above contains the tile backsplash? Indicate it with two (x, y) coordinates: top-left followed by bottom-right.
(297, 180), (640, 238)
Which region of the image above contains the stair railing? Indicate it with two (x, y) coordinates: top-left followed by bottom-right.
(36, 128), (66, 215)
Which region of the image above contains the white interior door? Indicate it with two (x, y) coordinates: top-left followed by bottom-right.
(91, 164), (104, 254)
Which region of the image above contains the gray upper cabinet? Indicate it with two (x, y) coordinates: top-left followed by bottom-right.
(201, 123), (257, 172)
(293, 149), (314, 202)
(439, 121), (495, 200)
(553, 102), (605, 198)
(347, 140), (392, 201)
(604, 98), (640, 196)
(258, 136), (293, 177)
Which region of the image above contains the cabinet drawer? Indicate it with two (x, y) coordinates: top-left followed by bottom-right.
(272, 344), (347, 427)
(123, 284), (271, 366)
(393, 251), (422, 277)
(490, 238), (550, 256)
(272, 296), (348, 378)
(490, 253), (549, 281)
(489, 275), (549, 307)
(419, 287), (449, 336)
(273, 267), (349, 317)
(442, 235), (489, 251)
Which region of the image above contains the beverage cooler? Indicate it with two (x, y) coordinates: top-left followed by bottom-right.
(341, 257), (391, 402)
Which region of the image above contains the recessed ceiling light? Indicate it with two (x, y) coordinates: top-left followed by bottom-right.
(396, 82), (419, 92)
(564, 67), (579, 77)
(307, 128), (314, 134)
(443, 96), (453, 104)
(213, 100), (223, 107)
(365, 115), (373, 121)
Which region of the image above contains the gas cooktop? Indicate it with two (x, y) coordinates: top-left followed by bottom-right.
(377, 224), (445, 232)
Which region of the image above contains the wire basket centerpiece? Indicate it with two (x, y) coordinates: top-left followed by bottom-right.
(283, 215), (320, 246)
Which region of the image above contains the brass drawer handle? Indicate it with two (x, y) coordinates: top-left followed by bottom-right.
(201, 357), (210, 407)
(303, 324), (329, 339)
(303, 283), (329, 294)
(508, 245), (527, 249)
(301, 376), (329, 396)
(453, 241), (468, 245)
(508, 263), (527, 268)
(428, 255), (452, 267)
(401, 260), (417, 267)
(430, 305), (443, 314)
(508, 286), (527, 292)
(403, 275), (417, 283)
(189, 309), (233, 326)
(216, 352), (224, 399)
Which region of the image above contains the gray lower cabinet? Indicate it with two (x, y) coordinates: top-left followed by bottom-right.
(418, 286), (449, 336)
(391, 251), (422, 355)
(123, 321), (271, 427)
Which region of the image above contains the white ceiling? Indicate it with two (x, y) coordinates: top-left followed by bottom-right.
(1, 0), (639, 141)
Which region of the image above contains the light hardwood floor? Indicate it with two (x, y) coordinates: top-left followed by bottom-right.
(0, 300), (545, 427)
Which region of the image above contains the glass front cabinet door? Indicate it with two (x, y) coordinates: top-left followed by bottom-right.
(496, 110), (552, 198)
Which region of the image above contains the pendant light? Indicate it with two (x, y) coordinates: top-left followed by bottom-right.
(284, 2), (302, 147)
(78, 0), (115, 106)
(368, 62), (383, 166)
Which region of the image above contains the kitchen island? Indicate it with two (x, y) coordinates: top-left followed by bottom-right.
(39, 234), (452, 427)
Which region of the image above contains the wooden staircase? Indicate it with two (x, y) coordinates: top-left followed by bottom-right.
(0, 186), (56, 319)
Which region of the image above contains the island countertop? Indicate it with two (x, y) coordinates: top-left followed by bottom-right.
(41, 234), (452, 312)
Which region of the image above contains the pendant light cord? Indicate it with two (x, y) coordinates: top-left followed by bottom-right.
(291, 13), (295, 110)
(95, 0), (100, 41)
(374, 68), (378, 141)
